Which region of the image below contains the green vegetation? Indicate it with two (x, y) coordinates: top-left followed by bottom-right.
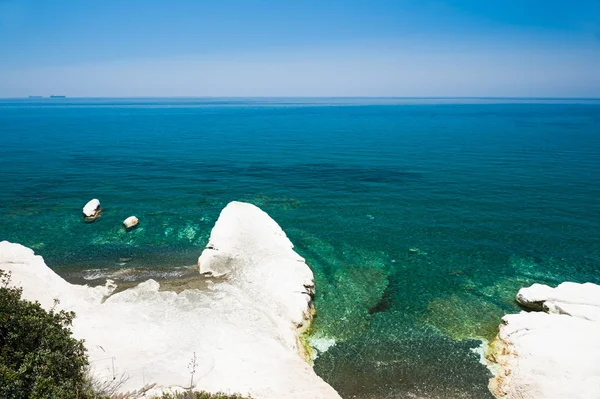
(0, 270), (252, 399)
(0, 270), (91, 399)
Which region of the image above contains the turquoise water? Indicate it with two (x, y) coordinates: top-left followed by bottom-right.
(1, 98), (599, 398)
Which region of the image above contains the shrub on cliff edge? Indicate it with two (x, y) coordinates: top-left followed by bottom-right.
(0, 270), (92, 399)
(0, 270), (251, 399)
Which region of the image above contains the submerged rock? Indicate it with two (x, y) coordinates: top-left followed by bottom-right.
(424, 294), (504, 341)
(408, 247), (427, 256)
(486, 282), (600, 399)
(82, 198), (101, 222)
(123, 216), (139, 230)
(0, 201), (340, 399)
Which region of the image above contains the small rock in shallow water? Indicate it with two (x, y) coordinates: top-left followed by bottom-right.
(409, 247), (427, 256)
(82, 199), (101, 222)
(123, 216), (139, 230)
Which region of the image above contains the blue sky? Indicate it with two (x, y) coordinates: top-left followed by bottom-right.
(0, 0), (599, 97)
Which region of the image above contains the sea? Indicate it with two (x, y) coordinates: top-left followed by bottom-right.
(1, 98), (599, 398)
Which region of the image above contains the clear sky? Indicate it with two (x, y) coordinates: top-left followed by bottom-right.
(1, 0), (599, 97)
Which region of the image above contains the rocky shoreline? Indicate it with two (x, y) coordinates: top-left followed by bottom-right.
(485, 282), (600, 399)
(1, 202), (341, 398)
(1, 201), (599, 399)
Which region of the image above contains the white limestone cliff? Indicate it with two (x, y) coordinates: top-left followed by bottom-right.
(0, 201), (341, 399)
(198, 201), (315, 330)
(486, 282), (600, 399)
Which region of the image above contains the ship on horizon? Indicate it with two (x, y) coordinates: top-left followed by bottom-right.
(50, 95), (66, 98)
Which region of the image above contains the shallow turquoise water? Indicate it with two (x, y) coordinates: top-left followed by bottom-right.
(1, 98), (599, 398)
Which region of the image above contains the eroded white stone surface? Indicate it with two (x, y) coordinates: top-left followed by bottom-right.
(487, 282), (600, 399)
(0, 202), (340, 399)
(517, 282), (600, 321)
(83, 198), (101, 221)
(198, 202), (315, 329)
(123, 216), (139, 230)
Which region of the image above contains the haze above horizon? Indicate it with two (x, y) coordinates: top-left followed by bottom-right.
(1, 1), (599, 97)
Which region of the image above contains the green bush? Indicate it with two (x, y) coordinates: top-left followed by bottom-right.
(0, 270), (92, 399)
(0, 269), (251, 399)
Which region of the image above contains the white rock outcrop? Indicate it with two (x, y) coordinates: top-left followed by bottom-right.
(123, 216), (139, 230)
(198, 202), (316, 329)
(0, 202), (341, 399)
(487, 282), (600, 399)
(83, 199), (101, 221)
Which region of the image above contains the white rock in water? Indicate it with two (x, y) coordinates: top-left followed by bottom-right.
(0, 201), (340, 399)
(123, 216), (139, 230)
(82, 199), (101, 221)
(487, 282), (600, 399)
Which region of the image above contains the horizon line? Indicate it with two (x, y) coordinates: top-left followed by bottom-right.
(2, 96), (600, 100)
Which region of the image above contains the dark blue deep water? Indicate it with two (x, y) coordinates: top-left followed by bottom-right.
(1, 98), (599, 398)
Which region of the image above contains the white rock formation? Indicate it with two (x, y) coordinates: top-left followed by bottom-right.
(83, 199), (101, 221)
(516, 282), (600, 320)
(0, 202), (341, 399)
(123, 216), (139, 230)
(487, 282), (600, 399)
(198, 202), (316, 328)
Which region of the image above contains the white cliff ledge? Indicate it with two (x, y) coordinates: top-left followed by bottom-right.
(0, 201), (341, 399)
(487, 282), (600, 399)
